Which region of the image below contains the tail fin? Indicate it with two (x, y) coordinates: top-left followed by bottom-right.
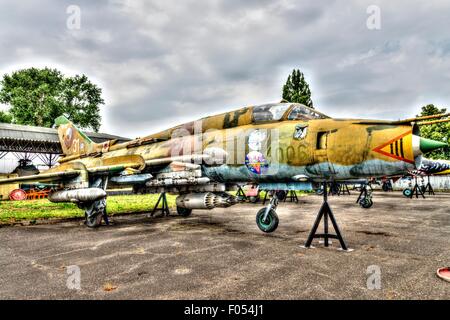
(55, 116), (95, 156)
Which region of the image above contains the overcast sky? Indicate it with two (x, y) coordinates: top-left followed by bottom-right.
(1, 0), (450, 138)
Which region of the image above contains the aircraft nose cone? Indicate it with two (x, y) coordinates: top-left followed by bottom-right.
(420, 137), (447, 154)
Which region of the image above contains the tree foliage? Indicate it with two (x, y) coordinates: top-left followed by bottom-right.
(417, 104), (450, 160)
(282, 69), (313, 108)
(0, 110), (12, 123)
(0, 68), (104, 131)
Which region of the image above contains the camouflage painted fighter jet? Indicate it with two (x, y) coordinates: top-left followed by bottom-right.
(0, 102), (447, 232)
(414, 158), (450, 175)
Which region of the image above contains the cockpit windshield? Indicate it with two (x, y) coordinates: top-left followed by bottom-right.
(252, 103), (291, 123)
(252, 103), (328, 123)
(287, 104), (328, 120)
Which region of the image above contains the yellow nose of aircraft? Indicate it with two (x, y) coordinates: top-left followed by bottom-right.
(370, 125), (446, 167)
(320, 120), (447, 179)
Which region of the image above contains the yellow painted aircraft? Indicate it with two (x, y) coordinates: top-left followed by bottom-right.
(0, 102), (447, 232)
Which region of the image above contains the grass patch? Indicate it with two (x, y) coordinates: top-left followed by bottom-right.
(0, 191), (311, 224)
(0, 194), (177, 224)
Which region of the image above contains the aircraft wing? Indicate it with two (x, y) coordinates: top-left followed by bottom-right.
(0, 170), (80, 184)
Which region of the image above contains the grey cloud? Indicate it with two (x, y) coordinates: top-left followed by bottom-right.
(1, 0), (450, 138)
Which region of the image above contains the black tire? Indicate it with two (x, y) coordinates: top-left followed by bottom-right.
(403, 188), (412, 198)
(177, 206), (192, 217)
(359, 198), (373, 209)
(249, 196), (259, 203)
(256, 208), (279, 233)
(382, 183), (389, 192)
(84, 200), (106, 228)
(85, 211), (103, 228)
(275, 190), (287, 201)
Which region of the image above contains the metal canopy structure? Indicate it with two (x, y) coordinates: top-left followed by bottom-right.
(0, 123), (130, 154)
(0, 123), (131, 168)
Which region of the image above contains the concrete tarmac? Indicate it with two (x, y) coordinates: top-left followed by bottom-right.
(1, 191), (449, 299)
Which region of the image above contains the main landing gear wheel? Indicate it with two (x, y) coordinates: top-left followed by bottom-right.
(85, 211), (103, 228)
(177, 206), (192, 217)
(403, 188), (412, 198)
(275, 190), (287, 201)
(359, 198), (373, 209)
(256, 208), (279, 233)
(83, 199), (106, 228)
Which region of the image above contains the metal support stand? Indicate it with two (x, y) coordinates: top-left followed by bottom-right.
(103, 207), (110, 225)
(328, 182), (340, 196)
(382, 181), (393, 192)
(151, 192), (170, 216)
(284, 190), (299, 203)
(423, 175), (435, 195)
(410, 176), (425, 199)
(236, 185), (248, 201)
(262, 190), (270, 205)
(304, 181), (350, 251)
(339, 183), (350, 195)
(102, 177), (109, 225)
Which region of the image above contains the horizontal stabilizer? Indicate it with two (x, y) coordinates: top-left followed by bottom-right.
(0, 170), (80, 185)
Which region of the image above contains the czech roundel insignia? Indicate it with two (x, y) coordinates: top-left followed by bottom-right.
(245, 151), (269, 174)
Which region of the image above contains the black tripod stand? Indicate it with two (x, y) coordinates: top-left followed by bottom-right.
(284, 190), (299, 203)
(236, 185), (248, 201)
(422, 175), (435, 195)
(303, 181), (350, 251)
(409, 176), (425, 199)
(339, 183), (351, 195)
(151, 192), (170, 216)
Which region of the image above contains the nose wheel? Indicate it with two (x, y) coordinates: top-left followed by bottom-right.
(256, 190), (282, 233)
(256, 208), (279, 233)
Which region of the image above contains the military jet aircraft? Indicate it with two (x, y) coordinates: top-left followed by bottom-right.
(0, 102), (447, 232)
(414, 158), (450, 175)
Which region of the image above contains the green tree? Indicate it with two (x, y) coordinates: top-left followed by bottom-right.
(417, 104), (450, 160)
(0, 68), (104, 131)
(282, 69), (313, 108)
(0, 110), (12, 123)
(0, 111), (12, 123)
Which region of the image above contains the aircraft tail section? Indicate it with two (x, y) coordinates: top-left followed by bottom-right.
(55, 116), (96, 157)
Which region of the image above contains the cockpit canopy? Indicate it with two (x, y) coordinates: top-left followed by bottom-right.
(252, 103), (328, 123)
(287, 104), (328, 121)
(144, 102), (329, 142)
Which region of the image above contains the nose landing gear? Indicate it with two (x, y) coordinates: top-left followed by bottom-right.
(256, 208), (279, 233)
(255, 190), (283, 233)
